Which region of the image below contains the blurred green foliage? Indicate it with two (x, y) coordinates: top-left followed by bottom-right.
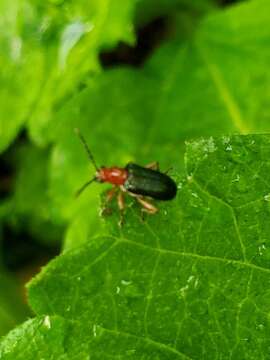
(1, 0), (270, 357)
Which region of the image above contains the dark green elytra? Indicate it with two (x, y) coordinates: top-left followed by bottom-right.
(124, 163), (177, 200)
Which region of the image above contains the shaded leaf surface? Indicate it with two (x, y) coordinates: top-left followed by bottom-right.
(1, 144), (63, 246)
(135, 0), (216, 25)
(0, 272), (30, 337)
(1, 134), (270, 359)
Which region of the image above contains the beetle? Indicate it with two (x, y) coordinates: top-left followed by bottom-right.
(75, 128), (177, 225)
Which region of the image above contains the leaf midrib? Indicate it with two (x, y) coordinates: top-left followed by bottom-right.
(196, 41), (250, 134)
(116, 237), (270, 274)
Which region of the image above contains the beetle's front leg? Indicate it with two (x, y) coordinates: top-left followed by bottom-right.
(100, 187), (118, 216)
(117, 191), (125, 227)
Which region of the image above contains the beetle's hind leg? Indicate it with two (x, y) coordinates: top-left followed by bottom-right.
(164, 166), (173, 175)
(145, 161), (173, 174)
(135, 196), (158, 221)
(145, 161), (173, 175)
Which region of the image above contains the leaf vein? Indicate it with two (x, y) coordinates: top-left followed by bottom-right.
(196, 42), (249, 133)
(118, 237), (270, 274)
(99, 326), (193, 360)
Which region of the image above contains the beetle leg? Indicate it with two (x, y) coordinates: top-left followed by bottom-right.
(145, 161), (160, 171)
(117, 191), (125, 227)
(164, 166), (173, 175)
(136, 197), (158, 215)
(100, 187), (118, 216)
(146, 162), (173, 175)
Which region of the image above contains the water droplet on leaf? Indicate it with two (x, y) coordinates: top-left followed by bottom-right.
(43, 316), (51, 329)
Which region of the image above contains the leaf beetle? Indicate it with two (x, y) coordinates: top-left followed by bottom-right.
(75, 128), (177, 225)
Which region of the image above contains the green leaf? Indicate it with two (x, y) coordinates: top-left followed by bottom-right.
(143, 0), (270, 139)
(0, 316), (71, 359)
(0, 0), (44, 152)
(0, 0), (138, 152)
(2, 134), (270, 358)
(27, 0), (138, 145)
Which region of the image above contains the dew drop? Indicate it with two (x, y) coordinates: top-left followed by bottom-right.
(177, 182), (183, 190)
(93, 324), (97, 337)
(43, 315), (51, 329)
(179, 285), (189, 298)
(121, 280), (132, 286)
(221, 165), (227, 172)
(258, 243), (267, 256)
(232, 174), (240, 183)
(256, 323), (265, 331)
(222, 136), (231, 145)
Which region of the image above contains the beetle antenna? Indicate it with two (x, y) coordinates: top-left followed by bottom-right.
(74, 128), (99, 171)
(75, 177), (96, 198)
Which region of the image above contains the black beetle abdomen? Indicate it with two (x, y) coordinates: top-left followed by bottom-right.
(124, 163), (177, 200)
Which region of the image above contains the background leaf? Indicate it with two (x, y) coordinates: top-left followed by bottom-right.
(0, 0), (138, 152)
(0, 272), (30, 336)
(135, 0), (217, 25)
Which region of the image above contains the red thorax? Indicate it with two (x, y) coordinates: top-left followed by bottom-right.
(97, 167), (128, 185)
